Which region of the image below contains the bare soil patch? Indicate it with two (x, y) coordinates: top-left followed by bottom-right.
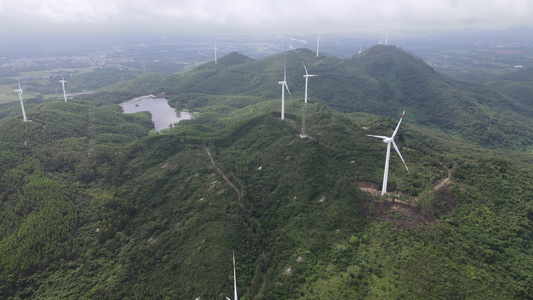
(357, 180), (456, 230)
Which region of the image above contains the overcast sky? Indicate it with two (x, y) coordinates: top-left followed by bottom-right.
(1, 0), (532, 39)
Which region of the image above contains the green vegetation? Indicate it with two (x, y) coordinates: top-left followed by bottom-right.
(1, 46), (532, 299)
(99, 46), (533, 151)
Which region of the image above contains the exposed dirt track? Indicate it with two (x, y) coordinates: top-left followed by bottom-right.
(357, 166), (454, 229)
(434, 167), (452, 191)
(205, 147), (242, 202)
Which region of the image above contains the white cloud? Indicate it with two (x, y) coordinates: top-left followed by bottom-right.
(1, 0), (532, 37)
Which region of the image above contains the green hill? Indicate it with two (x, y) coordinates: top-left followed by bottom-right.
(487, 67), (533, 110)
(98, 46), (533, 150)
(1, 97), (532, 298)
(1, 47), (533, 299)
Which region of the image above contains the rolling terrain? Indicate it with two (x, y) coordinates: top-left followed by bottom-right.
(0, 46), (532, 299)
(101, 45), (533, 150)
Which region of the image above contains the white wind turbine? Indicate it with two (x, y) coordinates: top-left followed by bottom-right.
(278, 60), (292, 120)
(300, 61), (317, 138)
(225, 250), (238, 300)
(15, 78), (27, 122)
(59, 73), (68, 102)
(316, 34), (322, 57)
(302, 61), (317, 104)
(366, 108), (410, 195)
(214, 44), (220, 64)
(289, 41), (296, 51)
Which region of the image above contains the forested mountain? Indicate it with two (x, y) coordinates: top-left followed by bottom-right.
(487, 67), (533, 109)
(100, 45), (533, 150)
(1, 46), (533, 299)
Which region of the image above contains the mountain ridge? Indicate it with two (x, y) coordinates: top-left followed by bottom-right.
(97, 45), (533, 150)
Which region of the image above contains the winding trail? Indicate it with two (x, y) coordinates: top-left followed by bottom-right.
(205, 147), (242, 202)
(434, 167), (452, 191)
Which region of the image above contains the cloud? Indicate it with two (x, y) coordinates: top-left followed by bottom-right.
(1, 0), (532, 37)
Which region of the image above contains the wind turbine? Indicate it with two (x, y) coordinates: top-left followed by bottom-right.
(385, 31), (388, 46)
(302, 61), (317, 104)
(225, 250), (238, 300)
(289, 41), (296, 51)
(300, 61), (316, 138)
(15, 78), (27, 122)
(59, 73), (68, 102)
(366, 108), (410, 195)
(214, 44), (219, 64)
(316, 33), (322, 57)
(358, 45), (362, 55)
(278, 60), (292, 120)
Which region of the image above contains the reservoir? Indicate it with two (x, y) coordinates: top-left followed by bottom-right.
(120, 97), (192, 131)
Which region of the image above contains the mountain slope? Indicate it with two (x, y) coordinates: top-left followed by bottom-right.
(2, 46), (533, 299)
(101, 46), (533, 150)
(487, 67), (533, 109)
(1, 103), (532, 298)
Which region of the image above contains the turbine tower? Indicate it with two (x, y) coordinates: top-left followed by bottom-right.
(366, 108), (410, 195)
(59, 73), (68, 102)
(15, 78), (27, 122)
(214, 44), (219, 64)
(225, 250), (238, 300)
(302, 61), (317, 104)
(300, 102), (307, 138)
(278, 60), (292, 120)
(316, 33), (322, 57)
(358, 45), (362, 55)
(385, 31), (388, 46)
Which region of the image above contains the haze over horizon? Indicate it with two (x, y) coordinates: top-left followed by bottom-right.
(1, 0), (532, 41)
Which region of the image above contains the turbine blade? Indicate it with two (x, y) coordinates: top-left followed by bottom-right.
(392, 141), (410, 173)
(392, 107), (406, 138)
(302, 61), (309, 75)
(366, 134), (388, 139)
(285, 82), (292, 99)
